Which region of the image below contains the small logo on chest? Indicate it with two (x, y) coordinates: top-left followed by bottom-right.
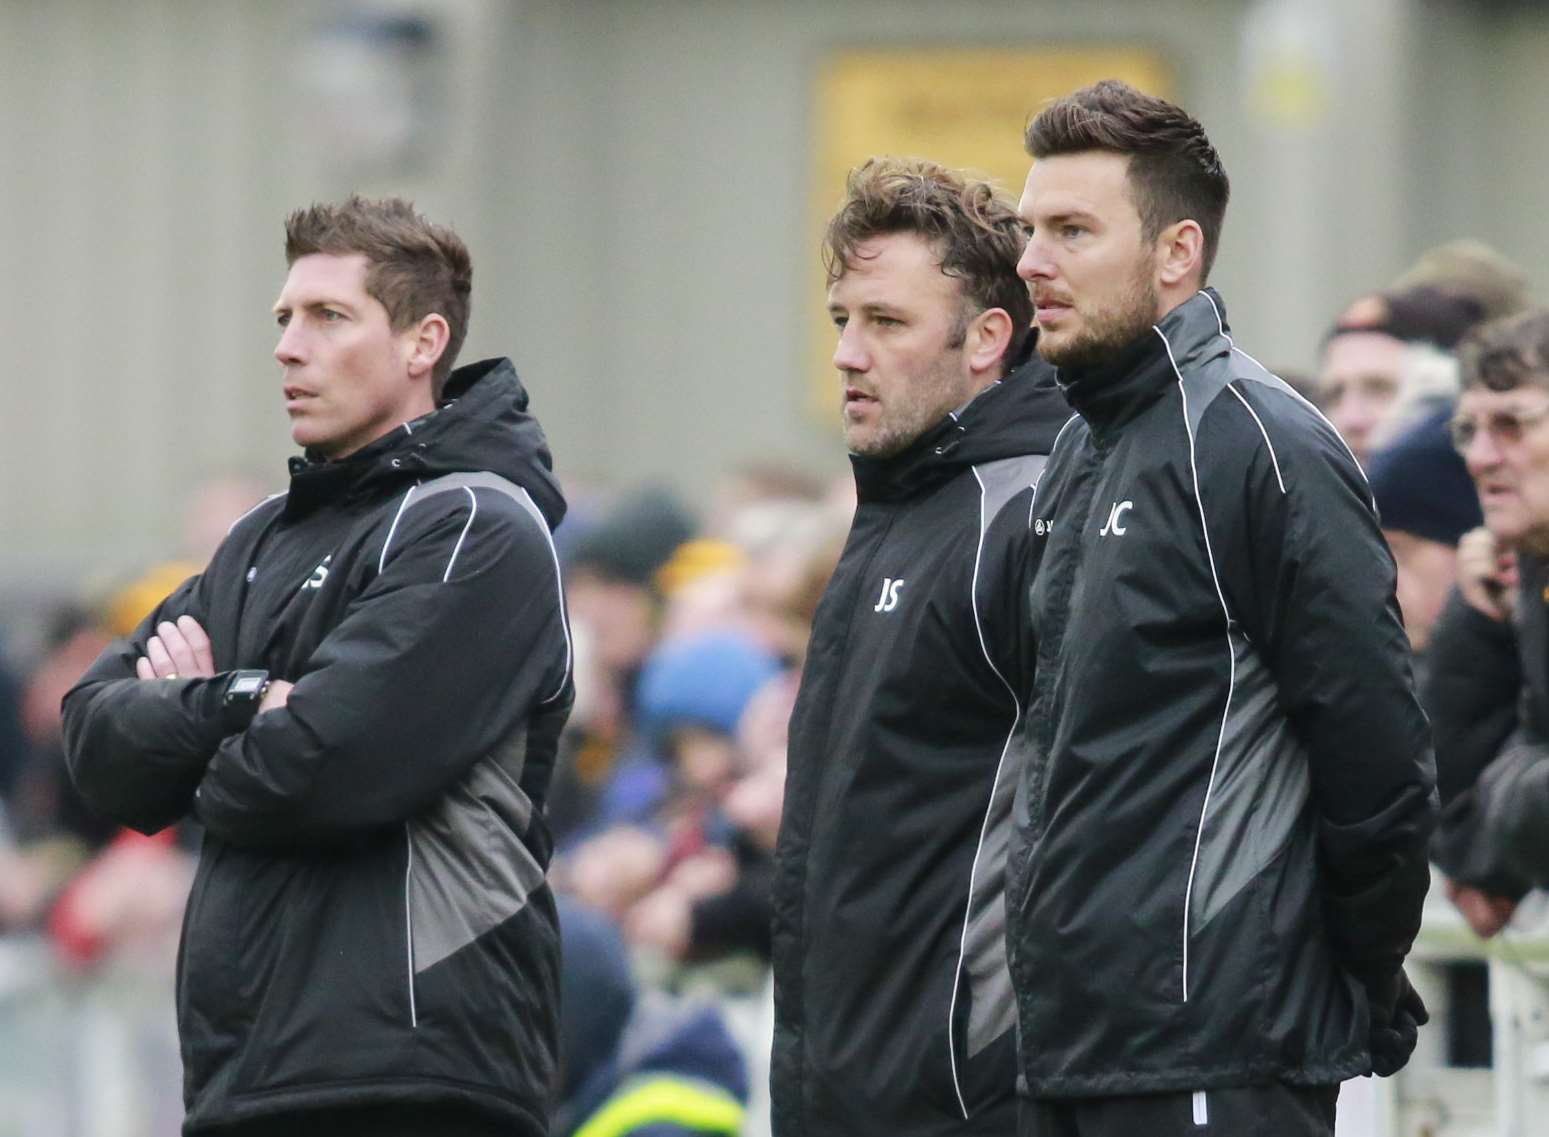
(301, 554), (333, 592)
(873, 577), (905, 613)
(1099, 500), (1133, 537)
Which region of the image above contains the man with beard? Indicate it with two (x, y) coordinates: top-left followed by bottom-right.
(1005, 82), (1436, 1136)
(770, 157), (1066, 1137)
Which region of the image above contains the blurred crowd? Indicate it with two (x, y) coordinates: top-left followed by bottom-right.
(5, 237), (1549, 1133)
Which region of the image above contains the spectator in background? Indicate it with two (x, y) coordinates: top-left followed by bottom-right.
(563, 630), (780, 950)
(554, 899), (748, 1137)
(550, 489), (697, 841)
(771, 156), (1067, 1137)
(1430, 310), (1549, 934)
(1394, 239), (1531, 322)
(1318, 239), (1529, 465)
(0, 648), (30, 803)
(1367, 407), (1484, 660)
(1319, 284), (1486, 463)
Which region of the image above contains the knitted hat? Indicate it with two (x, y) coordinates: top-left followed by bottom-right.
(565, 488), (697, 586)
(1367, 407), (1482, 547)
(635, 629), (781, 741)
(556, 898), (636, 1100)
(1328, 285), (1487, 352)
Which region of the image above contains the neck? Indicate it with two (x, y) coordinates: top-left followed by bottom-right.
(1154, 281), (1199, 325)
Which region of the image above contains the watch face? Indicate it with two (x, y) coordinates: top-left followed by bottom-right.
(230, 673), (267, 698)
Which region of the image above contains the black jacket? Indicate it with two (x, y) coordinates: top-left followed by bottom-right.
(771, 356), (1069, 1137)
(63, 359), (572, 1135)
(1431, 555), (1549, 892)
(1008, 292), (1437, 1097)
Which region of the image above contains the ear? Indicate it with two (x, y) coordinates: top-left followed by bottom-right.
(967, 307), (1015, 377)
(1156, 220), (1205, 289)
(404, 314), (451, 381)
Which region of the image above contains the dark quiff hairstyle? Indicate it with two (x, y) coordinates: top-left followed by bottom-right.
(1025, 80), (1230, 282)
(1459, 309), (1549, 393)
(285, 195), (473, 398)
(823, 157), (1035, 370)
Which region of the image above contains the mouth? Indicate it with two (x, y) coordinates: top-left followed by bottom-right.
(844, 386), (878, 413)
(1034, 296), (1074, 324)
(283, 384), (317, 411)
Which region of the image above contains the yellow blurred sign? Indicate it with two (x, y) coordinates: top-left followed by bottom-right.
(807, 47), (1172, 423)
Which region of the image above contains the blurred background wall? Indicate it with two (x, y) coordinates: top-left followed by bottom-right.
(2, 0), (1547, 584)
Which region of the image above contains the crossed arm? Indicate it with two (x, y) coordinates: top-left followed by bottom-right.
(134, 615), (292, 713)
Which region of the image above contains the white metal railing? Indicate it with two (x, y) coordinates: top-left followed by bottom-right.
(3, 878), (1548, 1137)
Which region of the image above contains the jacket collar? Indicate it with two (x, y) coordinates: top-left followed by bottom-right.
(1057, 289), (1231, 437)
(284, 416), (426, 517)
(849, 350), (1061, 504)
(279, 357), (567, 525)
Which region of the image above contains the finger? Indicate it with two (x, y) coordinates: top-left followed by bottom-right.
(156, 621), (200, 678)
(145, 635), (176, 678)
(136, 656), (155, 680)
(176, 616), (216, 677)
(258, 679), (294, 714)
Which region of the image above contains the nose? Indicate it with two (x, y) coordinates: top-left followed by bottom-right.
(1334, 395), (1378, 450)
(1464, 425), (1503, 477)
(832, 324), (870, 374)
(1017, 234), (1053, 283)
(274, 319), (305, 367)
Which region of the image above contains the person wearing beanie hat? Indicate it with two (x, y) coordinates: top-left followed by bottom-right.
(1368, 406), (1483, 653)
(635, 630), (781, 748)
(1319, 284), (1488, 463)
(552, 898), (748, 1137)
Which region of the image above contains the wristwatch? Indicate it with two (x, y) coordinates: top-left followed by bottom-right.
(222, 669), (271, 730)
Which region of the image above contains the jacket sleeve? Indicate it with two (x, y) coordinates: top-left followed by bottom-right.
(1423, 590), (1520, 805)
(1432, 729), (1539, 897)
(61, 574), (232, 835)
(1203, 394), (1437, 991)
(192, 489), (571, 850)
(1460, 730), (1549, 888)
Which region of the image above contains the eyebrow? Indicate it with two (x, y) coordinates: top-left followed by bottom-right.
(828, 301), (908, 317)
(272, 297), (357, 316)
(1035, 209), (1099, 227)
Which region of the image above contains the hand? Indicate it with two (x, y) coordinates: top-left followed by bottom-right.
(666, 848), (738, 899)
(1367, 968), (1429, 1077)
(135, 616), (216, 680)
(1457, 527), (1518, 622)
(1444, 878), (1517, 939)
(259, 679), (294, 714)
(560, 827), (668, 918)
(624, 887), (693, 959)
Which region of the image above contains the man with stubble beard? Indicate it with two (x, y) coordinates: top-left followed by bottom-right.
(770, 157), (1066, 1137)
(1004, 82), (1437, 1136)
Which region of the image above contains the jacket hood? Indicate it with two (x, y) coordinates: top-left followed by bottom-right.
(1058, 289), (1231, 437)
(850, 350), (1068, 503)
(284, 357), (567, 527)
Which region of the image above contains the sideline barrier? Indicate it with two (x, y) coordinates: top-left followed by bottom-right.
(0, 935), (181, 1137)
(1363, 877), (1549, 1137)
(4, 879), (1548, 1137)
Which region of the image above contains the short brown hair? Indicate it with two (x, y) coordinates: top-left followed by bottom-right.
(285, 195), (472, 397)
(1459, 309), (1549, 393)
(1025, 80), (1230, 282)
(823, 157), (1034, 370)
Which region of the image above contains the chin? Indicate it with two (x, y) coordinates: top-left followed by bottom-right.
(292, 426), (342, 456)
